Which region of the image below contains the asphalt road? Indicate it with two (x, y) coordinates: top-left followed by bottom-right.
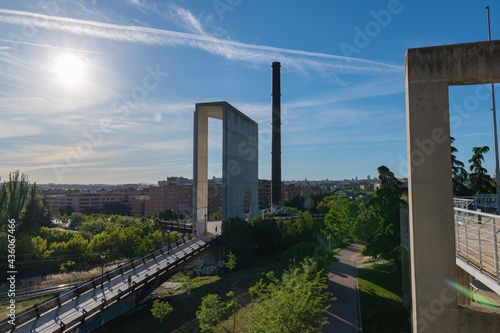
(323, 243), (364, 333)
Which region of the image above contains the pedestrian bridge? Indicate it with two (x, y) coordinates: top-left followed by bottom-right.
(0, 229), (220, 333)
(454, 197), (500, 295)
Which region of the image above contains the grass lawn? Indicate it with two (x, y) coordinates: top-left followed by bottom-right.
(94, 256), (287, 333)
(358, 263), (411, 333)
(0, 296), (52, 320)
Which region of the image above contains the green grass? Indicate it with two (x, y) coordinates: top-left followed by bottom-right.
(0, 296), (52, 320)
(358, 263), (411, 332)
(94, 256), (288, 333)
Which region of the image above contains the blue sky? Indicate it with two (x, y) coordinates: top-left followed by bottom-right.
(0, 0), (499, 184)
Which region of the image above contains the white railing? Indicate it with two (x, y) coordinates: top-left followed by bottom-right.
(453, 197), (474, 210)
(454, 207), (500, 284)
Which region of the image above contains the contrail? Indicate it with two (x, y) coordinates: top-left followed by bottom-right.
(0, 38), (102, 54)
(0, 9), (403, 74)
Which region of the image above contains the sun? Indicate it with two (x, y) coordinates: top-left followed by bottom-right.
(53, 53), (87, 87)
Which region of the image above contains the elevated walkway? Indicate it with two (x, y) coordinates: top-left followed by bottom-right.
(454, 207), (500, 295)
(0, 232), (220, 333)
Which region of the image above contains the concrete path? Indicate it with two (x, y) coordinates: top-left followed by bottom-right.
(323, 243), (364, 333)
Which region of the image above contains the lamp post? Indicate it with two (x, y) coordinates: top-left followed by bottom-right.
(100, 252), (106, 289)
(487, 6), (500, 213)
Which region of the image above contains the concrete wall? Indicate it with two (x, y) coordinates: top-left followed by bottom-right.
(193, 102), (258, 229)
(406, 40), (500, 332)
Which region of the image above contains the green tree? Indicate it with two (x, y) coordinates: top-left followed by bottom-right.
(68, 213), (85, 230)
(0, 171), (51, 234)
(102, 201), (130, 215)
(249, 215), (281, 254)
(288, 195), (305, 211)
(365, 166), (407, 262)
(0, 171), (30, 229)
(196, 294), (226, 333)
(468, 146), (495, 194)
(226, 291), (240, 333)
(277, 211), (316, 249)
(151, 300), (173, 324)
(19, 183), (52, 233)
(350, 208), (379, 246)
(246, 258), (331, 333)
(210, 208), (222, 220)
(225, 251), (238, 271)
(222, 217), (254, 262)
(58, 205), (74, 216)
(89, 225), (141, 259)
(158, 209), (178, 221)
(451, 137), (469, 196)
(323, 198), (359, 240)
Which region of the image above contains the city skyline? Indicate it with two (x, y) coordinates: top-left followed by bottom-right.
(1, 1), (500, 184)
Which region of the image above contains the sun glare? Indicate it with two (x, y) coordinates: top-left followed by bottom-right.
(53, 53), (87, 87)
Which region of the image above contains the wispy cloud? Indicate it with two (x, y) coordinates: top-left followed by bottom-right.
(0, 9), (403, 75)
(165, 5), (206, 35)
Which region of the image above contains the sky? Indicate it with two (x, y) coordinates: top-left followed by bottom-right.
(1, 0), (500, 184)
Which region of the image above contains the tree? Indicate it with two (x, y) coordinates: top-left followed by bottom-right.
(158, 209), (177, 221)
(19, 183), (52, 233)
(350, 208), (379, 246)
(246, 258), (331, 333)
(225, 251), (238, 271)
(225, 253), (239, 331)
(151, 300), (173, 324)
(468, 146), (495, 194)
(288, 195), (305, 211)
(451, 137), (469, 196)
(68, 213), (85, 230)
(323, 198), (359, 240)
(365, 166), (407, 262)
(0, 171), (52, 234)
(102, 201), (130, 215)
(58, 205), (74, 216)
(249, 215), (281, 254)
(226, 291), (240, 333)
(0, 171), (31, 232)
(196, 294), (226, 333)
(277, 211), (317, 250)
(221, 217), (254, 262)
(210, 208), (222, 220)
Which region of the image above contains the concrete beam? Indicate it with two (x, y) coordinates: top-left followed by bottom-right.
(406, 39), (500, 332)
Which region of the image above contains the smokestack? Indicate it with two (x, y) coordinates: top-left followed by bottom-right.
(271, 62), (281, 206)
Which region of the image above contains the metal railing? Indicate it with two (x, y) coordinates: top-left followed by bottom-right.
(0, 231), (219, 333)
(453, 197), (474, 210)
(454, 207), (500, 284)
(474, 194), (497, 210)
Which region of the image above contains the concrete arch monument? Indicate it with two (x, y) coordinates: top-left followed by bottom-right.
(193, 102), (258, 234)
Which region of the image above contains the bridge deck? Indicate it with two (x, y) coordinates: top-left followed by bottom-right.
(5, 233), (218, 333)
(455, 208), (500, 294)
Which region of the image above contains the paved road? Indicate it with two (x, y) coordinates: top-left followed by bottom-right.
(323, 243), (364, 333)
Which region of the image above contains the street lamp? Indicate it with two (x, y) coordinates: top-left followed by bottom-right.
(100, 252), (106, 289)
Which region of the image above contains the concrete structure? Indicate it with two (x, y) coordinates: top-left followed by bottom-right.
(193, 102), (258, 233)
(406, 40), (500, 332)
